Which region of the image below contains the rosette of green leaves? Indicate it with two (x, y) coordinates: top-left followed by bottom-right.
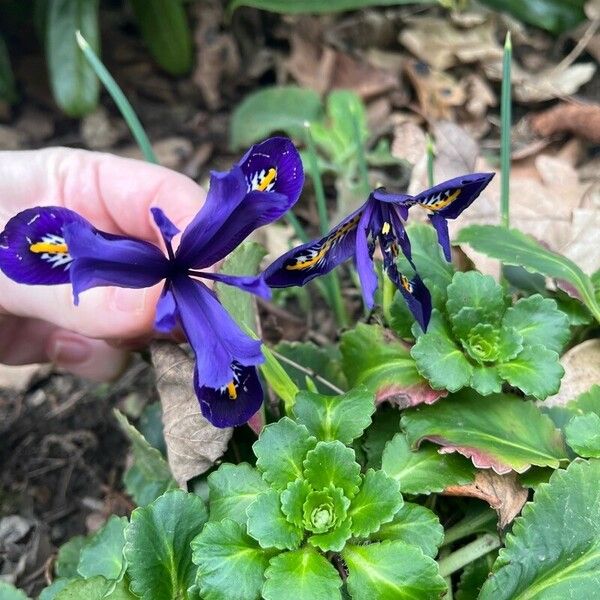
(191, 387), (446, 599)
(411, 271), (570, 399)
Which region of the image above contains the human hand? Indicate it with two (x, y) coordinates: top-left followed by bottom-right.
(0, 148), (205, 380)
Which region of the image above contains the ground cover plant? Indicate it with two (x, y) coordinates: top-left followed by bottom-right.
(0, 0), (599, 599)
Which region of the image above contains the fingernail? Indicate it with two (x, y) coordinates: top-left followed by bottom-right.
(111, 288), (146, 314)
(49, 337), (91, 366)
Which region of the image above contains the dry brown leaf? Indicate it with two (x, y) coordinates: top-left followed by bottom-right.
(80, 106), (125, 150)
(0, 363), (48, 393)
(530, 102), (600, 143)
(485, 60), (597, 103)
(391, 120), (427, 165)
(443, 470), (528, 529)
(404, 60), (465, 121)
(151, 341), (231, 487)
(544, 339), (600, 408)
(119, 137), (193, 170)
(286, 31), (398, 99)
(463, 73), (496, 119)
(399, 17), (502, 71)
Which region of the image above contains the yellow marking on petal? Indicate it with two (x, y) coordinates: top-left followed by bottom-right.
(401, 275), (413, 293)
(426, 189), (461, 211)
(256, 168), (277, 192)
(382, 221), (391, 235)
(30, 242), (68, 254)
(226, 381), (238, 400)
(286, 244), (329, 271)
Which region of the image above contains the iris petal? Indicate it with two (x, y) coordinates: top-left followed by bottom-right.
(355, 201), (378, 310)
(150, 207), (179, 246)
(171, 275), (263, 390)
(155, 286), (178, 333)
(238, 136), (304, 205)
(197, 271), (271, 300)
(264, 206), (364, 288)
(429, 213), (451, 261)
(0, 206), (86, 285)
(194, 363), (263, 428)
(64, 221), (169, 304)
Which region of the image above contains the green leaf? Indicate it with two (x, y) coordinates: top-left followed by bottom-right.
(56, 536), (87, 578)
(114, 410), (177, 506)
(497, 344), (564, 399)
(216, 242), (267, 334)
(274, 341), (347, 394)
(39, 579), (72, 600)
(450, 306), (486, 342)
(46, 0), (100, 116)
(402, 391), (568, 473)
(381, 433), (474, 494)
(78, 515), (127, 581)
(254, 418), (316, 490)
(303, 441), (361, 499)
(502, 294), (570, 354)
(309, 515), (352, 553)
(302, 486), (349, 534)
(192, 519), (271, 600)
(229, 0), (435, 14)
(124, 489), (208, 600)
(230, 86), (323, 149)
(446, 271), (506, 324)
(470, 365), (502, 395)
(0, 35), (17, 104)
(462, 324), (502, 364)
(341, 324), (440, 405)
(348, 469), (402, 538)
(281, 479), (311, 528)
(369, 502), (444, 558)
(0, 582), (30, 600)
(293, 386), (374, 444)
(411, 316), (473, 392)
(128, 0), (192, 76)
(258, 343), (300, 413)
(456, 554), (497, 600)
(263, 548), (342, 600)
(568, 384), (600, 414)
(55, 577), (135, 600)
(495, 327), (524, 362)
(208, 463), (269, 525)
(565, 414), (600, 458)
(343, 541), (447, 599)
(478, 0), (585, 35)
(363, 406), (401, 469)
(457, 225), (600, 323)
(480, 459), (600, 599)
(247, 489), (303, 550)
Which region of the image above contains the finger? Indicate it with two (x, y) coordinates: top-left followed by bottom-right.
(0, 316), (129, 381)
(0, 147), (206, 240)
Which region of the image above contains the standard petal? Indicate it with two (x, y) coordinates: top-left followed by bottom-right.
(355, 201), (378, 309)
(64, 221), (169, 304)
(263, 207), (364, 287)
(410, 172), (494, 220)
(150, 207), (179, 246)
(0, 206), (86, 285)
(155, 285), (178, 333)
(194, 363), (263, 428)
(176, 167), (248, 266)
(190, 189), (293, 268)
(171, 275), (263, 389)
(197, 271), (272, 300)
(238, 137), (304, 205)
(397, 273), (432, 332)
(429, 212), (451, 261)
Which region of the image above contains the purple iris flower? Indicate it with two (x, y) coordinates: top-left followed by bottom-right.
(0, 137), (304, 428)
(264, 172), (494, 331)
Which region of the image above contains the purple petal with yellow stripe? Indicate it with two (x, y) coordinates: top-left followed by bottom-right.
(264, 206), (364, 287)
(194, 363), (263, 428)
(410, 172), (494, 219)
(0, 206), (85, 285)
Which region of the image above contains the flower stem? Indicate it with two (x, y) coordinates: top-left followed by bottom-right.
(500, 32), (512, 229)
(304, 121), (349, 329)
(352, 108), (370, 196)
(76, 31), (157, 164)
(438, 534), (501, 578)
(425, 134), (435, 187)
(441, 508), (497, 548)
(382, 271), (396, 325)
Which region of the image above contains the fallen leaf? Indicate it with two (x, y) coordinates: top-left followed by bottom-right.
(530, 102), (600, 143)
(544, 339), (600, 407)
(443, 470), (528, 528)
(119, 137), (194, 170)
(391, 119), (427, 165)
(151, 341), (231, 487)
(286, 29), (398, 99)
(463, 73), (497, 119)
(0, 363), (47, 393)
(484, 60), (597, 103)
(376, 381), (447, 409)
(399, 16), (502, 71)
(404, 59), (466, 121)
(80, 106), (125, 150)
